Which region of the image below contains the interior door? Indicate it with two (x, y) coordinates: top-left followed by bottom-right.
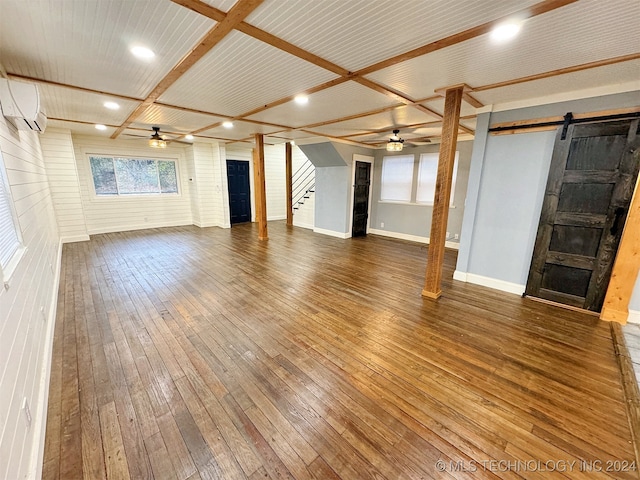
(351, 161), (372, 237)
(525, 119), (640, 312)
(227, 160), (251, 224)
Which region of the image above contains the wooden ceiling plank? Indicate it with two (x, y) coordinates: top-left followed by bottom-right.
(299, 129), (375, 148)
(111, 0), (264, 139)
(413, 104), (444, 120)
(353, 77), (415, 105)
(237, 77), (349, 119)
(354, 0), (579, 77)
(172, 0), (350, 76)
(7, 73), (143, 103)
(300, 104), (404, 130)
(474, 52), (640, 92)
(462, 92), (484, 109)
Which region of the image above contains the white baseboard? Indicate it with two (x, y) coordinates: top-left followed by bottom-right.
(30, 239), (63, 479)
(453, 270), (468, 282)
(268, 215), (286, 221)
(87, 220), (192, 235)
(628, 310), (640, 324)
(368, 229), (460, 250)
(453, 270), (525, 295)
(293, 221), (314, 230)
(61, 234), (90, 243)
(313, 227), (350, 239)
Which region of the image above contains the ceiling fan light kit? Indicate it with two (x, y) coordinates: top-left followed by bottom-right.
(386, 129), (404, 151)
(149, 126), (167, 148)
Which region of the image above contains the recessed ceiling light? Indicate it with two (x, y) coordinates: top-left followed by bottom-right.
(103, 101), (120, 110)
(95, 124), (107, 131)
(490, 21), (522, 43)
(294, 94), (309, 105)
(130, 46), (155, 59)
(185, 134), (194, 140)
(222, 121), (234, 129)
(290, 140), (295, 146)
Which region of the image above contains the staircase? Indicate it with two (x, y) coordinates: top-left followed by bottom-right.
(292, 158), (315, 213)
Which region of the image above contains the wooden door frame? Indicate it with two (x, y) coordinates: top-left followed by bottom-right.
(348, 154), (374, 238)
(602, 123), (640, 323)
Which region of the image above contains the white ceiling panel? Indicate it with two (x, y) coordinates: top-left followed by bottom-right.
(198, 120), (283, 141)
(244, 0), (541, 72)
(35, 83), (140, 126)
(158, 31), (338, 117)
(309, 106), (436, 138)
(474, 61), (640, 108)
(201, 0), (242, 13)
(0, 0), (214, 98)
(132, 105), (225, 133)
(366, 0), (640, 100)
(246, 81), (397, 127)
(423, 97), (478, 119)
(2, 0), (637, 144)
(47, 119), (118, 137)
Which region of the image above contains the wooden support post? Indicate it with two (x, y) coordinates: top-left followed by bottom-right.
(253, 133), (268, 240)
(285, 141), (293, 226)
(601, 174), (640, 324)
(422, 85), (464, 299)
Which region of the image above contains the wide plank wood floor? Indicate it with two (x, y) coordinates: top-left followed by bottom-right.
(43, 222), (637, 480)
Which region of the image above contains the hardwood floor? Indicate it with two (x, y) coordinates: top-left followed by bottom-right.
(43, 222), (637, 480)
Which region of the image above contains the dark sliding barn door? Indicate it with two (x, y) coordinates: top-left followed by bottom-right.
(352, 161), (372, 237)
(227, 160), (251, 224)
(525, 119), (640, 312)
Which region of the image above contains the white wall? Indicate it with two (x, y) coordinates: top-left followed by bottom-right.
(0, 118), (61, 480)
(39, 128), (89, 243)
(225, 144), (288, 221)
(71, 135), (193, 234)
(189, 142), (230, 228)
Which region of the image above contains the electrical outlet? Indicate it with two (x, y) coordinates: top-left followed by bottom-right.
(22, 398), (32, 428)
(446, 231), (450, 239)
(380, 222), (384, 228)
(454, 234), (459, 240)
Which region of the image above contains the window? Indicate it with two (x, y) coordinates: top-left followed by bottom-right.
(380, 154), (414, 202)
(416, 152), (458, 205)
(0, 149), (24, 284)
(89, 156), (179, 196)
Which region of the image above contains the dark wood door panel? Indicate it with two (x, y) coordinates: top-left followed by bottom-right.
(352, 161), (371, 237)
(526, 119), (640, 312)
(227, 160), (251, 224)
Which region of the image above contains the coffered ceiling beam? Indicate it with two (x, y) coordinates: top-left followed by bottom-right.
(474, 52), (640, 92)
(171, 0), (351, 76)
(111, 0), (265, 139)
(354, 0), (579, 77)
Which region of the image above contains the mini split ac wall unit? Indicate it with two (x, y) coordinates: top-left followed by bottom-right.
(0, 78), (47, 133)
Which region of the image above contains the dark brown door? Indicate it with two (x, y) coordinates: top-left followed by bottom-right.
(352, 161), (372, 237)
(525, 119), (640, 312)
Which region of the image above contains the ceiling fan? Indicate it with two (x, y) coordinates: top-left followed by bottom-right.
(386, 129), (404, 151)
(384, 128), (432, 151)
(123, 126), (192, 148)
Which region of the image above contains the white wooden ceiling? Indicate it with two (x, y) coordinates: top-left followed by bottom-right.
(0, 0), (638, 148)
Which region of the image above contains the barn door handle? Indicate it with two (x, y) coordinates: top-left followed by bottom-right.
(610, 207), (625, 236)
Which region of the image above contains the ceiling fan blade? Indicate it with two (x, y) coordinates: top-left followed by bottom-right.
(122, 133), (149, 138)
